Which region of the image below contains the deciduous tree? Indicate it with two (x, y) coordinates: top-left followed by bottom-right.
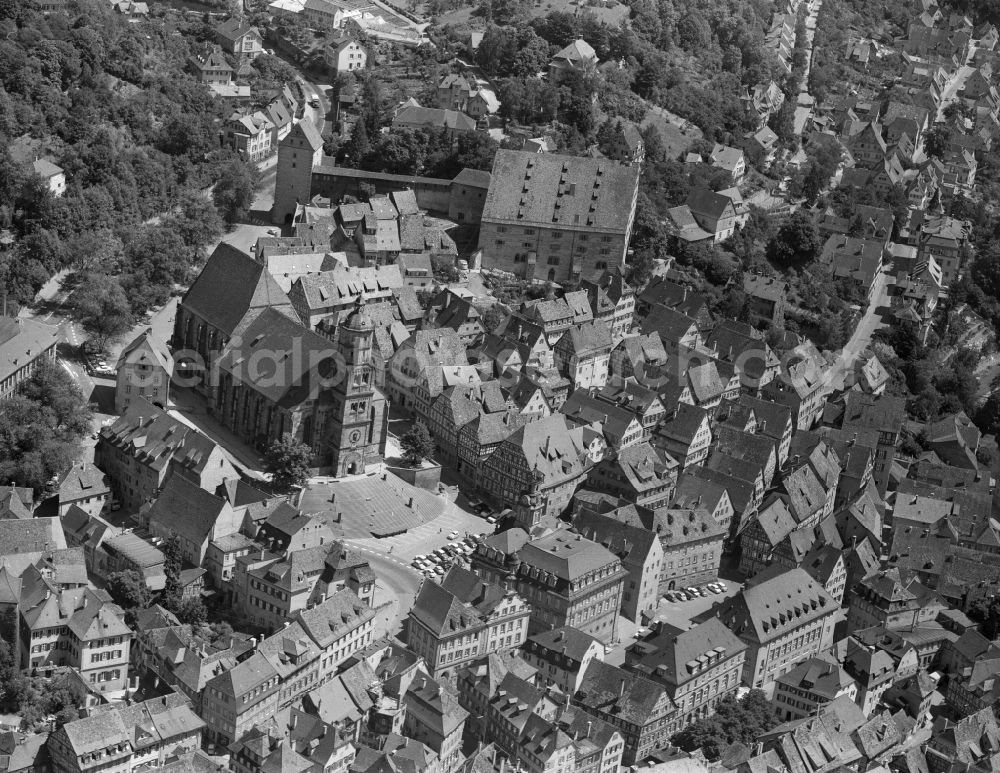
(265, 433), (313, 492)
(213, 159), (261, 225)
(400, 421), (435, 467)
(70, 272), (135, 351)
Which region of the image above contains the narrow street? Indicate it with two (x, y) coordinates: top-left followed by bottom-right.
(792, 0), (823, 141)
(824, 269), (892, 392)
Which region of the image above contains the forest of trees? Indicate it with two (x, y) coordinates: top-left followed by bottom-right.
(0, 0), (259, 319)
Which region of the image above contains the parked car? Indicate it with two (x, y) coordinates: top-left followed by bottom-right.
(448, 531), (459, 539)
(486, 515), (498, 524)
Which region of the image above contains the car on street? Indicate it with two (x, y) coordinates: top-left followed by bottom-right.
(485, 515), (498, 524)
(448, 531), (459, 539)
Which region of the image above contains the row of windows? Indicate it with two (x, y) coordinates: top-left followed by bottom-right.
(767, 626), (823, 662)
(91, 649), (124, 663)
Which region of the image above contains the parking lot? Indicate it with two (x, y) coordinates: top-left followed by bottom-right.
(409, 532), (483, 580)
(648, 579), (742, 625)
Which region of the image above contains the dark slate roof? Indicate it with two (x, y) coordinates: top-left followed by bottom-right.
(576, 660), (672, 723)
(216, 307), (342, 407)
(147, 476), (229, 547)
(482, 151), (639, 234)
(181, 244), (294, 336)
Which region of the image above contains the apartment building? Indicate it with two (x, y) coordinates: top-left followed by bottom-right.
(626, 619), (746, 729)
(95, 400), (238, 512)
(201, 589), (376, 748)
(573, 660), (675, 765)
(48, 694), (204, 773)
(522, 625), (605, 695)
(408, 566), (531, 677)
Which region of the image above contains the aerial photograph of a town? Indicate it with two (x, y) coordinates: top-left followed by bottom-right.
(5, 0), (1000, 768)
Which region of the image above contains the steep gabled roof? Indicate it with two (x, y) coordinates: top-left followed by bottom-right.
(182, 244), (294, 336)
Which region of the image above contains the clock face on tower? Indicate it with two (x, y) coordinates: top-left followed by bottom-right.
(350, 430), (361, 445)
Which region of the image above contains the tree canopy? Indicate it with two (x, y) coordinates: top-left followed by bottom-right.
(671, 690), (779, 759)
(265, 433), (313, 492)
(400, 421), (435, 467)
(0, 360), (92, 491)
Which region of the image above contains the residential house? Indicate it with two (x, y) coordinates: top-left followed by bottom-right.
(145, 475), (243, 575)
(32, 159), (65, 197)
(403, 672), (468, 773)
(561, 394), (641, 456)
(436, 73), (500, 119)
(216, 19), (264, 59)
(918, 215), (971, 287)
(572, 660), (676, 764)
(53, 461), (109, 518)
(840, 392), (905, 495)
(553, 321), (614, 390)
(586, 442), (677, 509)
(741, 273), (787, 327)
(652, 403), (712, 470)
(477, 415), (593, 517)
(521, 626), (605, 695)
(549, 39), (598, 82)
(226, 110), (275, 161)
(625, 618), (746, 729)
(115, 328), (173, 414)
(773, 656), (858, 721)
(842, 636), (897, 717)
(325, 30), (367, 74)
(580, 267), (635, 340)
(187, 45), (234, 85)
(392, 105), (478, 138)
(819, 235), (885, 300)
(18, 570), (132, 694)
(586, 501), (725, 594)
(671, 473), (734, 535)
(709, 144), (746, 182)
(636, 278), (712, 331)
(685, 189), (739, 243)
